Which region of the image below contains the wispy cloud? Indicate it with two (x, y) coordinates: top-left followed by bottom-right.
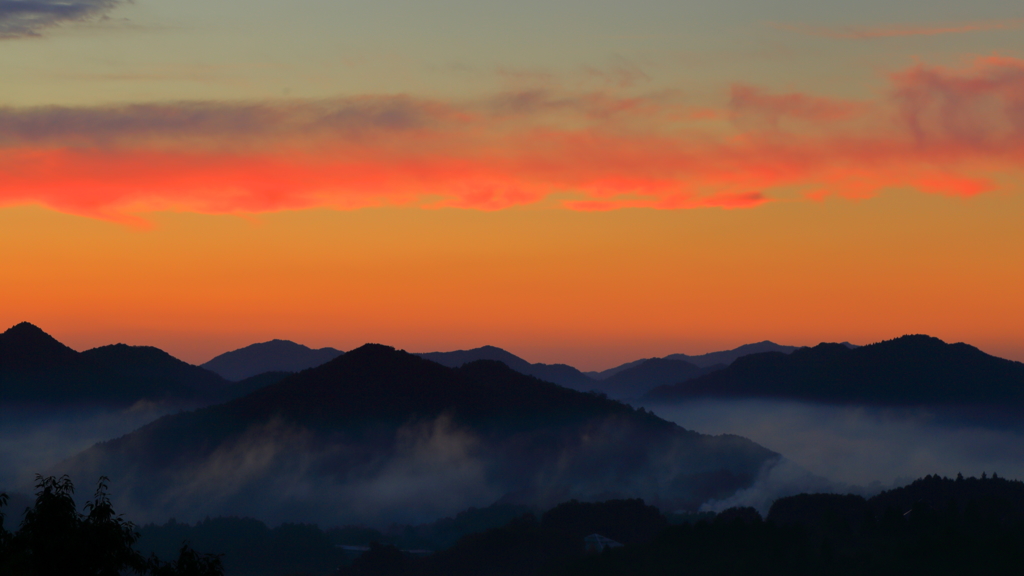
(729, 85), (866, 130)
(1, 56), (1023, 221)
(0, 0), (125, 38)
(773, 18), (1024, 39)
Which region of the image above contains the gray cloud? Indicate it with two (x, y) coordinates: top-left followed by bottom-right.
(0, 91), (651, 151)
(0, 97), (450, 148)
(0, 0), (124, 38)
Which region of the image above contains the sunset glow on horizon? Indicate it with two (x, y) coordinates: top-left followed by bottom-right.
(3, 0), (1023, 369)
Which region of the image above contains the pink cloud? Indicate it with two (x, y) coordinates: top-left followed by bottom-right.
(1, 57), (1023, 220)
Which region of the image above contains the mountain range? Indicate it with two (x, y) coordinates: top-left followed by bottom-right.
(8, 321), (1024, 531)
(648, 335), (1024, 408)
(587, 340), (804, 379)
(2, 322), (809, 406)
(8, 322), (1021, 412)
(416, 341), (805, 398)
(57, 344), (779, 525)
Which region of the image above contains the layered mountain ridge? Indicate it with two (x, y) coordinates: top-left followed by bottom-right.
(415, 342), (806, 398)
(57, 344), (779, 525)
(416, 345), (595, 390)
(648, 335), (1024, 407)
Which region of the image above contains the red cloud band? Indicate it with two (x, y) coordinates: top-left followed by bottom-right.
(1, 57), (1022, 221)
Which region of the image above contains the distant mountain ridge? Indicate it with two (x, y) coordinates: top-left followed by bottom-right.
(648, 335), (1024, 407)
(419, 342), (808, 399)
(416, 346), (595, 390)
(589, 358), (722, 399)
(664, 340), (807, 368)
(0, 323), (805, 407)
(59, 344), (779, 525)
(202, 339), (343, 381)
(587, 341), (806, 380)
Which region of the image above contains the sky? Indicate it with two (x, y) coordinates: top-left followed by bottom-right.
(2, 0), (1023, 369)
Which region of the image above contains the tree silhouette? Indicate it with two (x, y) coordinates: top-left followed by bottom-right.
(146, 543), (224, 576)
(0, 492), (10, 561)
(0, 475), (221, 576)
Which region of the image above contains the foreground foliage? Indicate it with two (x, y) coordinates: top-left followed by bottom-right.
(0, 475), (222, 576)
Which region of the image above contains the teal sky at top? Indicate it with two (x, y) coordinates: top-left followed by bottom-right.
(2, 0), (1023, 107)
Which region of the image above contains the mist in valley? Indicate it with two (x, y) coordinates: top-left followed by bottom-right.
(75, 414), (508, 527)
(0, 402), (182, 491)
(7, 388), (1024, 532)
(46, 406), (774, 528)
(642, 399), (1024, 512)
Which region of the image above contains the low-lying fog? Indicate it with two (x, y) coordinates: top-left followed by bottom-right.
(6, 398), (1024, 525)
(0, 402), (182, 490)
(642, 399), (1024, 503)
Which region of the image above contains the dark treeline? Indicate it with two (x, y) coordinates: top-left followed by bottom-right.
(345, 474), (1024, 576)
(135, 504), (533, 576)
(565, 475), (1024, 576)
(136, 499), (667, 576)
(6, 473), (1024, 575)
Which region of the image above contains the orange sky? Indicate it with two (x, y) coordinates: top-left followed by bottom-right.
(2, 3), (1023, 369)
(3, 184), (1022, 370)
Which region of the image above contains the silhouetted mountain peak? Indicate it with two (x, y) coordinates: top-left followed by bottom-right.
(475, 345), (506, 353)
(2, 321), (73, 349)
(342, 343), (401, 361)
(201, 339), (343, 381)
(892, 333), (943, 342)
(883, 334), (956, 350)
(328, 343), (420, 373)
(83, 343), (180, 363)
(0, 321), (80, 371)
(656, 341), (802, 370)
(414, 346), (595, 390)
(417, 345), (530, 369)
(793, 342), (854, 357)
(276, 343), (444, 396)
(5, 321), (47, 337)
(75, 342), (227, 399)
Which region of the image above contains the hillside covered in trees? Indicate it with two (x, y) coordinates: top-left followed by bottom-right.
(58, 344), (777, 525)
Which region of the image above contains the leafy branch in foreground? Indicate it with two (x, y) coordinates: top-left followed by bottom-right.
(0, 475), (222, 576)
